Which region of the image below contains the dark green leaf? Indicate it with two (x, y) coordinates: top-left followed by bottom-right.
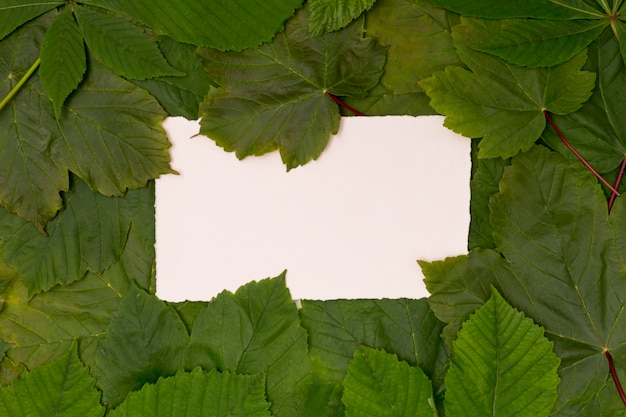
(307, 0), (376, 36)
(40, 7), (86, 118)
(198, 8), (386, 170)
(109, 368), (272, 417)
(133, 36), (215, 119)
(74, 5), (182, 80)
(420, 18), (595, 159)
(445, 289), (560, 417)
(80, 0), (303, 51)
(187, 274), (311, 417)
(343, 347), (436, 417)
(93, 285), (189, 409)
(429, 0), (603, 19)
(0, 0), (62, 41)
(0, 343), (104, 417)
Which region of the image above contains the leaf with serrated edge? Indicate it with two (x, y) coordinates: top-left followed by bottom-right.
(80, 0), (302, 51)
(74, 5), (182, 80)
(430, 0), (602, 19)
(198, 8), (386, 170)
(40, 7), (86, 118)
(342, 347), (436, 417)
(0, 343), (104, 417)
(0, 0), (62, 41)
(109, 368), (272, 417)
(307, 0), (376, 36)
(420, 17), (595, 159)
(445, 289), (560, 417)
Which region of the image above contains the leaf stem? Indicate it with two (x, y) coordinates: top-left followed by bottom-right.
(0, 58), (41, 114)
(544, 110), (620, 195)
(608, 156), (626, 212)
(327, 93), (365, 116)
(605, 350), (626, 406)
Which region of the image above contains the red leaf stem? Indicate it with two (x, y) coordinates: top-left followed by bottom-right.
(608, 156), (626, 212)
(543, 111), (620, 196)
(327, 93), (365, 116)
(605, 350), (626, 406)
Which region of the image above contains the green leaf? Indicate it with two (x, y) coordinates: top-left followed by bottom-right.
(366, 0), (461, 95)
(109, 368), (271, 417)
(541, 28), (626, 174)
(444, 289), (560, 417)
(307, 0), (376, 36)
(93, 285), (189, 409)
(0, 204), (155, 385)
(342, 346), (436, 417)
(133, 36), (215, 119)
(187, 274), (311, 417)
(0, 177), (149, 296)
(473, 19), (607, 68)
(420, 17), (596, 159)
(429, 0), (603, 19)
(80, 0), (302, 51)
(39, 7), (86, 118)
(0, 343), (104, 417)
(198, 8), (386, 170)
(0, 0), (62, 41)
(74, 5), (182, 80)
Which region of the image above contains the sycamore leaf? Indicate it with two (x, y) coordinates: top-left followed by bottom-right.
(420, 17), (595, 159)
(39, 7), (86, 118)
(80, 0), (302, 51)
(0, 0), (62, 41)
(197, 8), (386, 170)
(445, 289), (560, 417)
(429, 0), (603, 19)
(342, 347), (436, 417)
(132, 36), (215, 119)
(187, 274), (311, 417)
(93, 285), (189, 409)
(541, 28), (626, 174)
(0, 178), (152, 297)
(0, 190), (155, 386)
(423, 146), (626, 414)
(307, 0), (376, 36)
(0, 343), (104, 417)
(109, 368), (272, 417)
(74, 5), (182, 80)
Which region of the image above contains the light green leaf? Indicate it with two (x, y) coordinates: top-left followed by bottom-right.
(420, 17), (596, 159)
(541, 28), (626, 174)
(133, 36), (215, 119)
(80, 0), (302, 51)
(307, 0), (376, 36)
(0, 177), (150, 296)
(74, 5), (182, 80)
(429, 0), (603, 19)
(109, 368), (271, 417)
(93, 285), (189, 409)
(0, 343), (104, 417)
(366, 0), (461, 94)
(0, 0), (62, 41)
(342, 347), (436, 417)
(187, 274), (311, 417)
(198, 8), (386, 170)
(39, 7), (86, 118)
(445, 289), (560, 417)
(474, 19), (607, 67)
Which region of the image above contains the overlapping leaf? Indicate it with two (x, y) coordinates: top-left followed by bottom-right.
(420, 17), (596, 159)
(0, 0), (62, 41)
(0, 344), (104, 417)
(81, 0), (302, 51)
(342, 347), (436, 417)
(109, 368), (272, 417)
(197, 8), (386, 170)
(445, 290), (560, 417)
(0, 14), (174, 230)
(423, 146), (626, 414)
(307, 0), (376, 36)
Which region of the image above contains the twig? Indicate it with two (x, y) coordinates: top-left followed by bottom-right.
(0, 58), (41, 113)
